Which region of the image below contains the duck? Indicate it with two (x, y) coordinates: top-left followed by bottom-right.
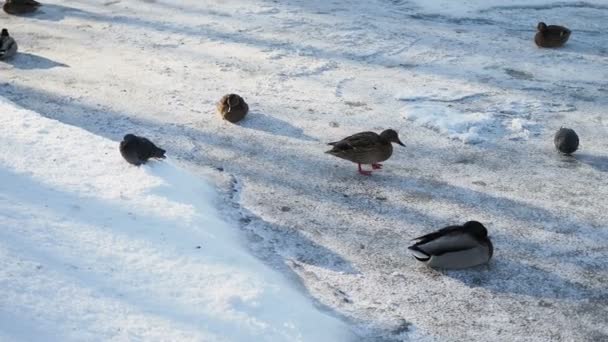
(3, 0), (41, 15)
(554, 127), (579, 154)
(217, 93), (249, 123)
(408, 221), (493, 269)
(119, 134), (166, 166)
(0, 28), (17, 60)
(326, 129), (405, 175)
(535, 22), (571, 48)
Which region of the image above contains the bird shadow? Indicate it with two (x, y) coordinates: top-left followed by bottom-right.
(443, 258), (598, 300)
(576, 153), (608, 172)
(7, 52), (68, 70)
(239, 111), (318, 142)
(29, 4), (90, 22)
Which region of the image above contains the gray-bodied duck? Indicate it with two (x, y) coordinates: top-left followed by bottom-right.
(326, 129), (405, 175)
(3, 0), (41, 15)
(535, 22), (571, 48)
(217, 93), (249, 123)
(119, 134), (166, 166)
(554, 127), (579, 154)
(408, 221), (493, 269)
(0, 29), (17, 60)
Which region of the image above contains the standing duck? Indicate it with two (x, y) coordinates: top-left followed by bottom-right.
(119, 134), (166, 166)
(535, 22), (571, 48)
(3, 0), (41, 15)
(408, 221), (493, 269)
(326, 129), (405, 175)
(554, 127), (579, 154)
(217, 93), (249, 123)
(0, 29), (17, 60)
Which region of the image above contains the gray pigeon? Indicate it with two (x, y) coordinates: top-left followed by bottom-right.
(119, 134), (166, 166)
(408, 221), (493, 269)
(554, 127), (579, 154)
(0, 29), (18, 60)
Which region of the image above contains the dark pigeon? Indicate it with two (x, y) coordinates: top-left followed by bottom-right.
(119, 134), (166, 166)
(554, 127), (579, 154)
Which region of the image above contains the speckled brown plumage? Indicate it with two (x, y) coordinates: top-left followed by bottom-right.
(535, 22), (571, 48)
(217, 94), (249, 123)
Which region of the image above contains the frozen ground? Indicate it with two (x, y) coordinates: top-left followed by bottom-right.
(1, 0), (607, 341)
(0, 97), (354, 341)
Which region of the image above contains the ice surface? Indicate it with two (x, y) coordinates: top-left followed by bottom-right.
(1, 0), (607, 340)
(0, 97), (353, 341)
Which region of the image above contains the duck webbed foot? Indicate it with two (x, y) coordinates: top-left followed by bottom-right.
(372, 163), (383, 170)
(358, 164), (373, 176)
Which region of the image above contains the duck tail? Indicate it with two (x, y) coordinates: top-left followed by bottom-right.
(408, 245), (430, 261)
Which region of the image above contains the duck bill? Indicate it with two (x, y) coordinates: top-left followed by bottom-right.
(397, 139), (405, 147)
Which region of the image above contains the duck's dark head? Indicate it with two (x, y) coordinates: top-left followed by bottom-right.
(463, 221), (488, 238)
(1, 29), (8, 38)
(123, 134), (137, 141)
(380, 129), (405, 146)
(227, 94), (240, 107)
(537, 22), (547, 32)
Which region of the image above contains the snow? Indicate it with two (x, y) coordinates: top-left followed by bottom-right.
(1, 0), (608, 340)
(0, 97), (353, 341)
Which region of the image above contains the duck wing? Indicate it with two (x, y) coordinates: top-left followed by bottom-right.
(409, 226), (479, 256)
(328, 131), (382, 150)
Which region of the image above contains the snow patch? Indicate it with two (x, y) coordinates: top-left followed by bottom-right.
(403, 103), (492, 144)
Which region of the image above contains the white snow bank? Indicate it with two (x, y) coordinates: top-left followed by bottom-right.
(402, 103), (492, 144)
(0, 97), (353, 342)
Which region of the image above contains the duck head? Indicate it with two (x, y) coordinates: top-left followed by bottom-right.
(1, 29), (8, 38)
(537, 22), (547, 32)
(123, 134), (137, 141)
(463, 221), (488, 239)
(380, 129), (405, 146)
(226, 94), (240, 112)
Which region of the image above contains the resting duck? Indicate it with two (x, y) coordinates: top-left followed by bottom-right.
(119, 134), (166, 166)
(554, 127), (579, 154)
(3, 0), (41, 15)
(0, 29), (17, 60)
(408, 221), (493, 269)
(217, 93), (249, 123)
(326, 129), (405, 175)
(535, 22), (571, 48)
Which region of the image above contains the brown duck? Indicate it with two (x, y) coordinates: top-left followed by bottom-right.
(3, 0), (41, 15)
(535, 22), (571, 48)
(326, 129), (405, 175)
(217, 94), (249, 123)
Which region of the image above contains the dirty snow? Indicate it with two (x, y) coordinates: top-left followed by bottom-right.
(1, 0), (607, 341)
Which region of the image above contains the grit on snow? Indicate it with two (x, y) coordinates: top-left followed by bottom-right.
(1, 0), (607, 341)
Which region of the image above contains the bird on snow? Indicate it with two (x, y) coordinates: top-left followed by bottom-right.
(3, 0), (41, 15)
(217, 93), (249, 123)
(554, 127), (579, 155)
(0, 29), (17, 60)
(119, 134), (166, 166)
(326, 129), (405, 175)
(408, 221), (494, 269)
(535, 22), (571, 48)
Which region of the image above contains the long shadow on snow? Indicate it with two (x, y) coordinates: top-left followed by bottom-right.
(5, 52), (69, 70)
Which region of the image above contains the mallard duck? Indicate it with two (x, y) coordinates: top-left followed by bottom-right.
(408, 221), (493, 269)
(554, 127), (579, 154)
(0, 29), (17, 60)
(535, 22), (571, 48)
(119, 134), (166, 166)
(217, 93), (249, 123)
(3, 0), (41, 15)
(326, 129), (405, 175)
